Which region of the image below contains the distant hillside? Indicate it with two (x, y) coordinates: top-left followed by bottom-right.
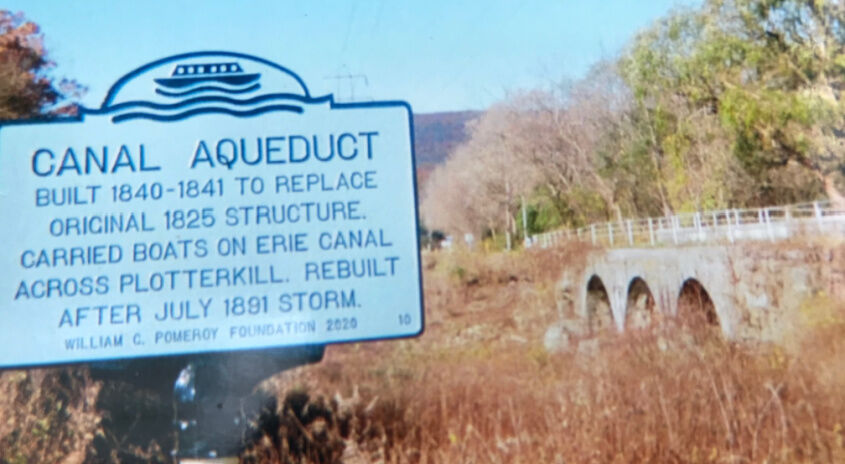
(413, 111), (479, 167)
(413, 111), (480, 191)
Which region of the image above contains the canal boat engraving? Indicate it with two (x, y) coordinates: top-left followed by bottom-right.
(154, 62), (260, 88)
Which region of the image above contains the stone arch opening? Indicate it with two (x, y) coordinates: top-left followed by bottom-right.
(625, 277), (655, 330)
(586, 275), (613, 334)
(677, 278), (719, 330)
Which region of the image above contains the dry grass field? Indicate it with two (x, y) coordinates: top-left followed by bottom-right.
(1, 245), (845, 463)
(245, 246), (845, 464)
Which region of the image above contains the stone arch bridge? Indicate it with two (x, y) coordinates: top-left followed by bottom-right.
(577, 247), (743, 337)
(561, 243), (844, 341)
(539, 202), (845, 340)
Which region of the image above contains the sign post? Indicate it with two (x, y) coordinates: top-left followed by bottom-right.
(0, 51), (424, 459)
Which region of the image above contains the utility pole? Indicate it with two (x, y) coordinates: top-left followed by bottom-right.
(522, 195), (530, 248)
(324, 65), (369, 102)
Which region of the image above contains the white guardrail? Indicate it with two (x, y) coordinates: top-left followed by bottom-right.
(531, 201), (845, 248)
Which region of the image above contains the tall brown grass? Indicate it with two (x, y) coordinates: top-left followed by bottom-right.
(249, 247), (845, 464)
(0, 368), (100, 464)
(1, 246), (843, 463)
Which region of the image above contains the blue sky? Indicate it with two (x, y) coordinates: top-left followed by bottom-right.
(7, 1), (696, 113)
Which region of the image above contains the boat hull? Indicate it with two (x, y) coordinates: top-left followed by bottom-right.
(154, 73), (260, 89)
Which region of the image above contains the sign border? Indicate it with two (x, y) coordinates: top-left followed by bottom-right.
(0, 50), (426, 369)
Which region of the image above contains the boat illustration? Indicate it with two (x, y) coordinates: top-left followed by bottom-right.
(154, 62), (260, 88)
(90, 52), (318, 122)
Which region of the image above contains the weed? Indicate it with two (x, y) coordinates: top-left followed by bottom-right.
(2, 244), (844, 463)
(253, 248), (845, 463)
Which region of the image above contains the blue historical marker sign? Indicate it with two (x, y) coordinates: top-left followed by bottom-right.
(0, 51), (423, 368)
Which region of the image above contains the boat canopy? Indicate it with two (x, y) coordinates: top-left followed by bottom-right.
(172, 62), (244, 76)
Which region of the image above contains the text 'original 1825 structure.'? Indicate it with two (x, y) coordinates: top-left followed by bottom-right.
(0, 51), (424, 369)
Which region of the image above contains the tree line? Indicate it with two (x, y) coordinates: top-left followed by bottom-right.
(0, 10), (81, 120)
(422, 0), (845, 245)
